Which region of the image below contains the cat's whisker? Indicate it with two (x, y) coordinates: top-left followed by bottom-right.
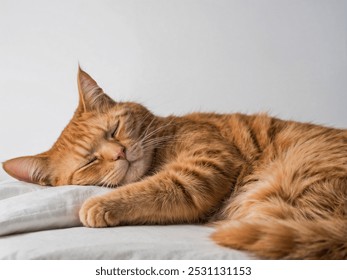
(131, 132), (176, 151)
(142, 143), (179, 152)
(140, 119), (175, 143)
(138, 111), (154, 128)
(141, 135), (175, 146)
(137, 112), (156, 138)
(101, 169), (116, 188)
(141, 135), (180, 149)
(130, 111), (154, 138)
(140, 137), (174, 151)
(139, 117), (157, 141)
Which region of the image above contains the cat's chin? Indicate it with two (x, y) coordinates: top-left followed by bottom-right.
(120, 158), (150, 185)
(110, 159), (131, 186)
(94, 159), (147, 188)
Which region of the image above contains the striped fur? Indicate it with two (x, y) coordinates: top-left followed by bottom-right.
(3, 69), (347, 259)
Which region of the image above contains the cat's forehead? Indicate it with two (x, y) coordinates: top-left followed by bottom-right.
(77, 105), (133, 127)
(81, 102), (148, 129)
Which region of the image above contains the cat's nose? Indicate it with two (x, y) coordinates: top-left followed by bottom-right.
(99, 142), (126, 161)
(114, 147), (126, 161)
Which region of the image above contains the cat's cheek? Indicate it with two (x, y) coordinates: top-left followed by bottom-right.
(79, 196), (120, 228)
(122, 154), (153, 184)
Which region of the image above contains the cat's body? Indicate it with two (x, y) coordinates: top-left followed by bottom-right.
(3, 68), (347, 259)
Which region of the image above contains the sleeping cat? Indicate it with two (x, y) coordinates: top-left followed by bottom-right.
(3, 68), (347, 259)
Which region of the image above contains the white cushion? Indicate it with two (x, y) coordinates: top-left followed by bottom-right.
(0, 174), (111, 236)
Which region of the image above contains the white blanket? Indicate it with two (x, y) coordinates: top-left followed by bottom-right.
(0, 180), (111, 236)
(0, 168), (251, 259)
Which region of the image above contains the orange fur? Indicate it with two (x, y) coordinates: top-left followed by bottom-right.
(3, 68), (347, 259)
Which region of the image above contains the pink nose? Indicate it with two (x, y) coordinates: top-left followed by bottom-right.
(98, 142), (126, 161)
(114, 147), (126, 161)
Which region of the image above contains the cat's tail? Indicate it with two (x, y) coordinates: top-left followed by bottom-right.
(211, 218), (347, 259)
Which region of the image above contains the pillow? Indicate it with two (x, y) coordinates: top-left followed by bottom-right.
(0, 180), (47, 200)
(0, 177), (111, 236)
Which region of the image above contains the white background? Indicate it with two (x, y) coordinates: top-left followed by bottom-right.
(0, 0), (346, 162)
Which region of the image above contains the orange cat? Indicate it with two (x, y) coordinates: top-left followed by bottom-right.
(3, 68), (347, 259)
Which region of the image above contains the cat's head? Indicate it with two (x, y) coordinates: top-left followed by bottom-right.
(3, 68), (157, 187)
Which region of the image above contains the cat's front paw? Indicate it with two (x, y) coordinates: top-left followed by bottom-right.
(79, 196), (120, 228)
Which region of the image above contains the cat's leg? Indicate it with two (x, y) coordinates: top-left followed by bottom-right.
(79, 154), (240, 227)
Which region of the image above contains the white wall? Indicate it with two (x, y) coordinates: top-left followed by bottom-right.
(1, 0), (346, 162)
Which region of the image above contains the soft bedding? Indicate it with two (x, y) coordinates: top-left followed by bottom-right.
(0, 168), (251, 260)
(0, 181), (110, 236)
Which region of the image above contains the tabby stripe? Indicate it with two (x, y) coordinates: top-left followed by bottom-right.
(248, 126), (262, 153)
(268, 117), (280, 142)
(170, 176), (194, 204)
(193, 158), (230, 179)
(61, 135), (75, 147)
(231, 144), (249, 163)
(74, 140), (90, 151)
(115, 110), (131, 118)
(237, 116), (258, 154)
(192, 148), (224, 158)
(73, 149), (87, 158)
(171, 164), (212, 191)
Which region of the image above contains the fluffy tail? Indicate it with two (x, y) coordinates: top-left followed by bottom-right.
(211, 219), (347, 259)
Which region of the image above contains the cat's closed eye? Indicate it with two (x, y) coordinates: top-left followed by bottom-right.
(84, 156), (98, 167)
(111, 121), (120, 138)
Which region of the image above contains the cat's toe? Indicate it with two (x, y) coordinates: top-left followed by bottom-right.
(79, 197), (119, 228)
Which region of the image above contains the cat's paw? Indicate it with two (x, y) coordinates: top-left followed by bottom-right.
(79, 196), (120, 228)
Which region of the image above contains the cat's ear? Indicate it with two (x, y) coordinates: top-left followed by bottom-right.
(77, 67), (115, 113)
(2, 156), (50, 185)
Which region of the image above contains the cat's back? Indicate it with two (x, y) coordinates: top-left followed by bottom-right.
(182, 112), (282, 159)
(182, 111), (347, 162)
